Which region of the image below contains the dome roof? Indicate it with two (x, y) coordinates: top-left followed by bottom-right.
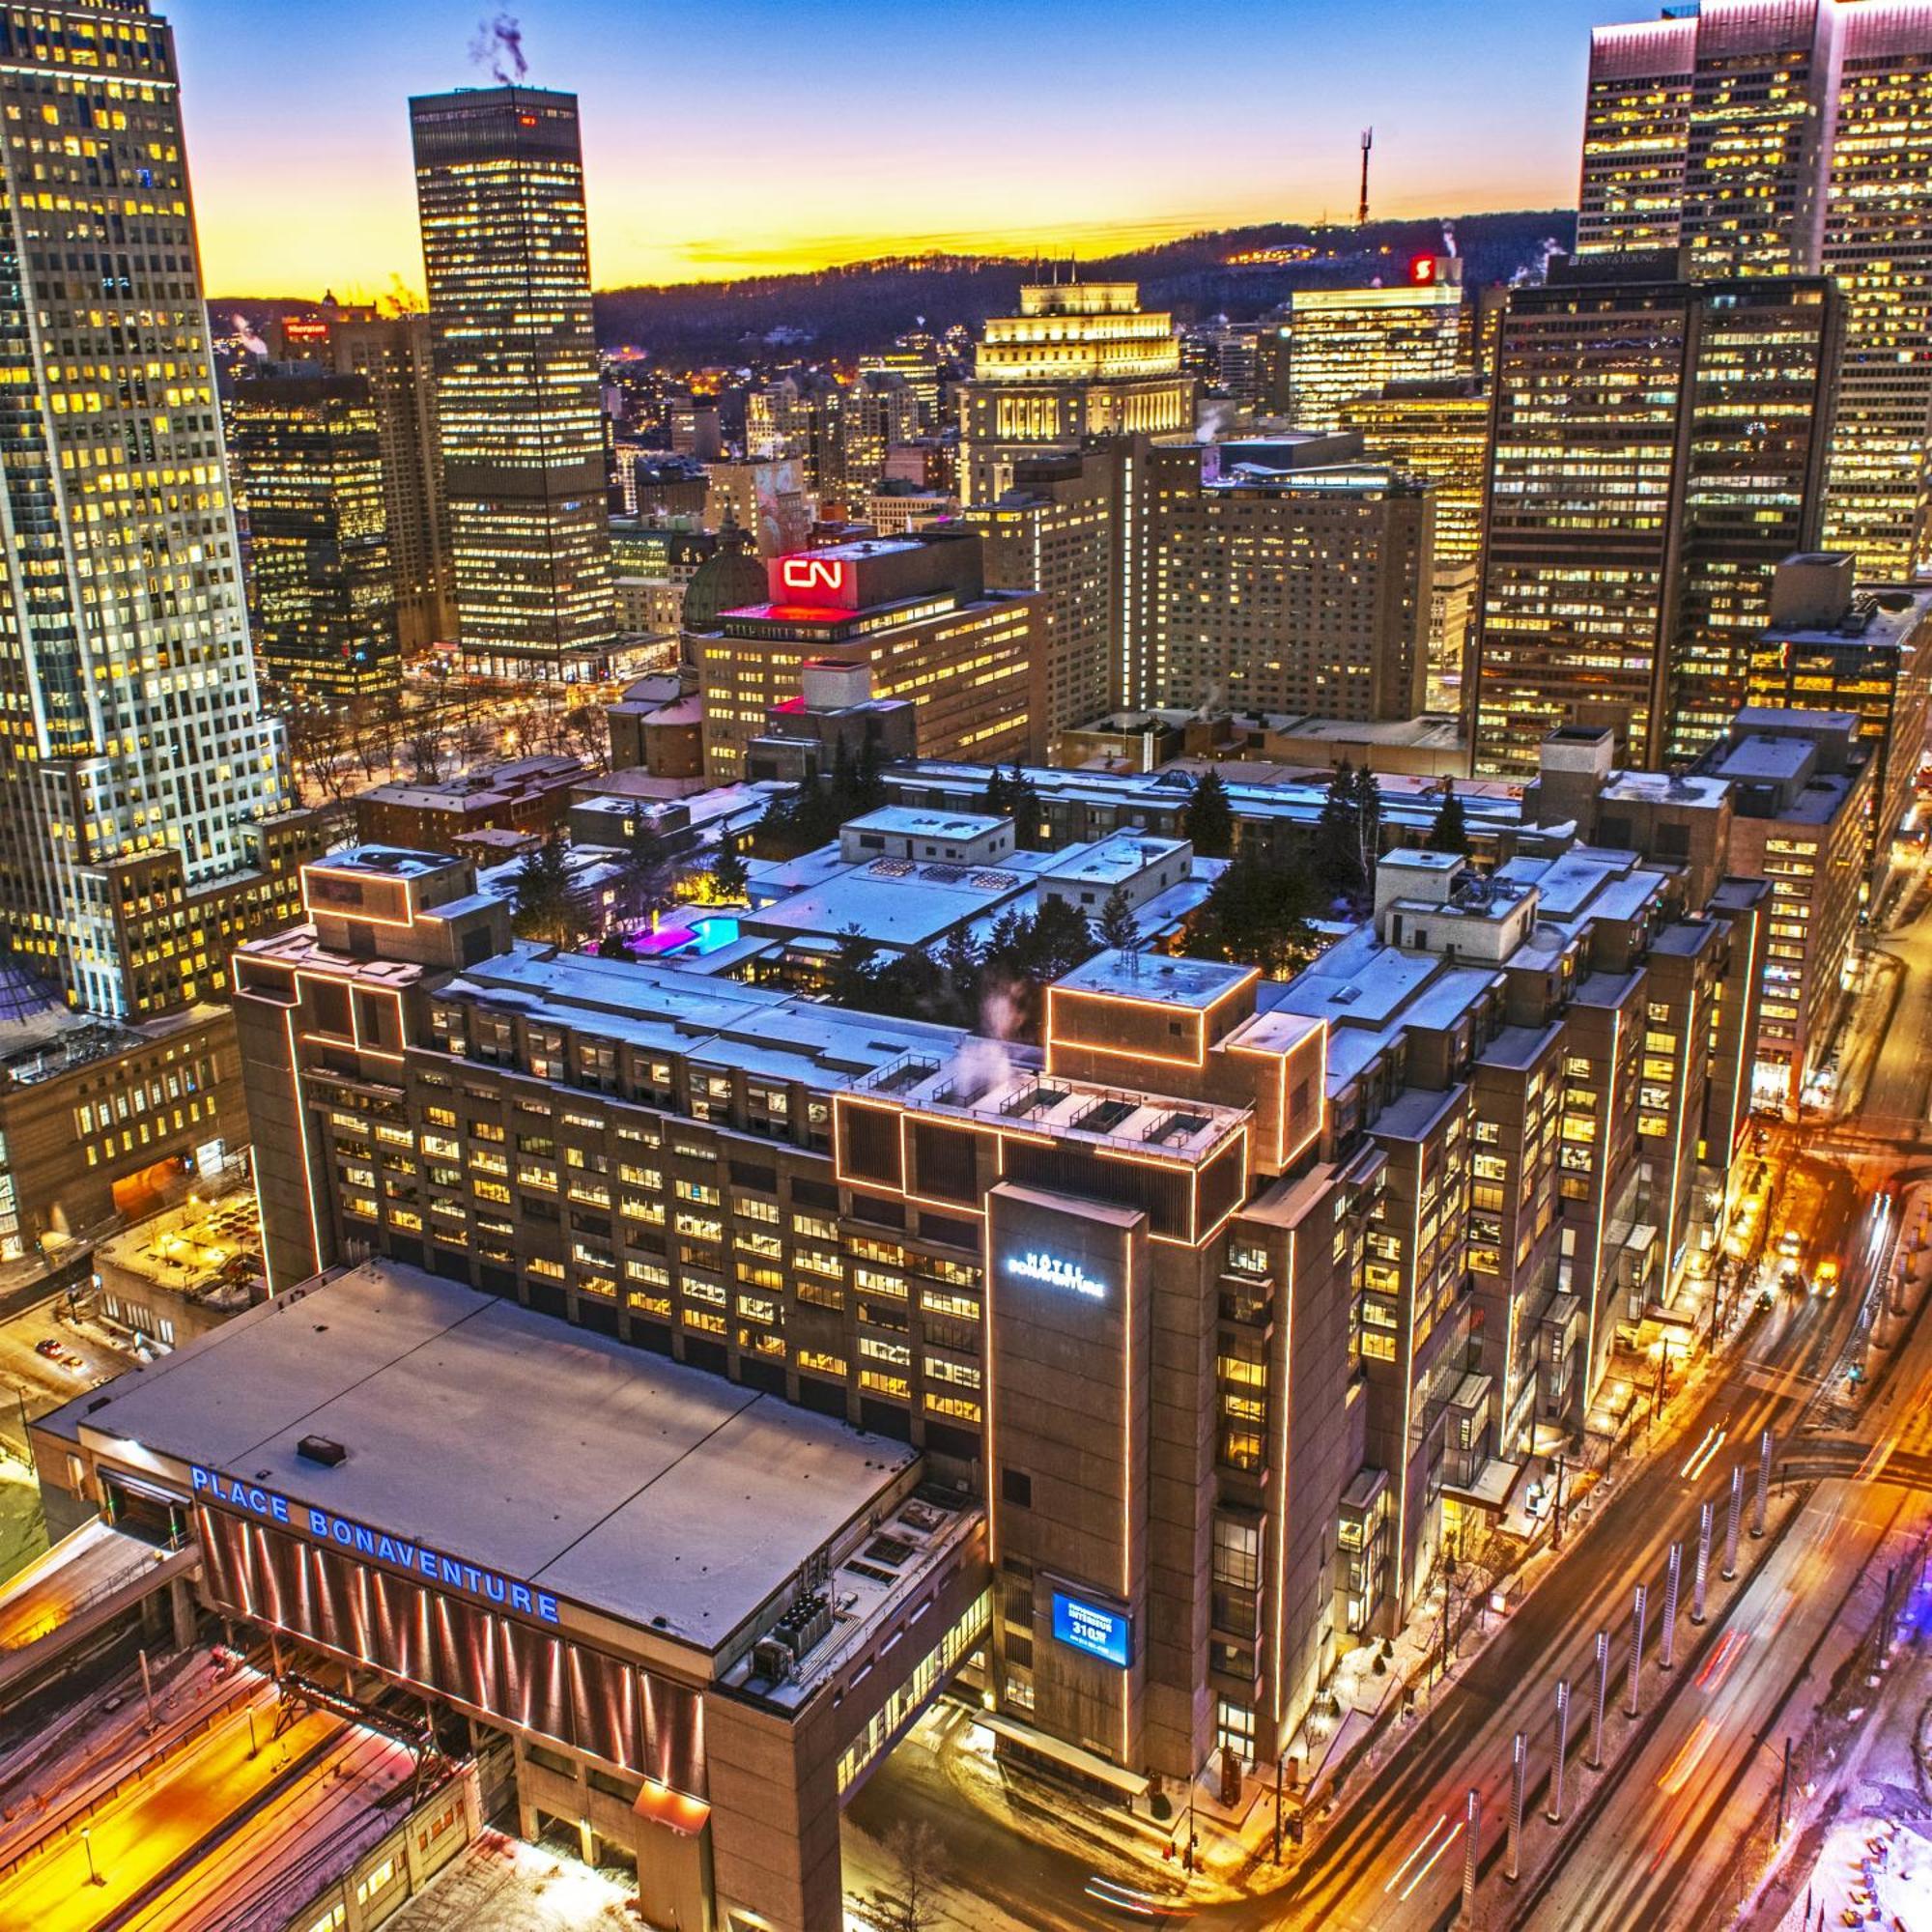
(680, 546), (769, 634)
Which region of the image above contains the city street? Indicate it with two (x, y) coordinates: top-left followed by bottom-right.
(845, 833), (1932, 1931)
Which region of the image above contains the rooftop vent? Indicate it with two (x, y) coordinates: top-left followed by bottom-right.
(298, 1435), (347, 1468)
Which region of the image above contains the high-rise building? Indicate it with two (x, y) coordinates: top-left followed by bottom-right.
(0, 0), (318, 1022)
(327, 312), (459, 654)
(225, 371), (398, 698)
(1137, 438), (1432, 723)
(955, 283), (1192, 507)
(1340, 379), (1492, 713)
(968, 450), (1119, 755)
(696, 532), (1041, 777)
(1279, 258), (1465, 430)
(1474, 266), (1838, 776)
(411, 86), (616, 679)
(1746, 551), (1932, 864)
(1821, 3), (1932, 577)
(1577, 0), (1932, 580)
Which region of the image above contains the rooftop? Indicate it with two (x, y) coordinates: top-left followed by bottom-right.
(1054, 948), (1256, 1009)
(45, 1262), (918, 1659)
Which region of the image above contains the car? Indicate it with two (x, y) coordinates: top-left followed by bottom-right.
(33, 1336), (59, 1358)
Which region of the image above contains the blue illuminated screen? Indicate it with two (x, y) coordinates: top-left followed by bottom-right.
(1052, 1590), (1131, 1666)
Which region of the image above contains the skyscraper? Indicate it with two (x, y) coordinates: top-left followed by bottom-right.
(955, 282), (1192, 507)
(410, 85), (616, 679)
(1279, 257), (1465, 430)
(275, 304), (458, 656)
(1474, 267), (1838, 777)
(1578, 0), (1932, 578)
(1340, 379), (1492, 713)
(0, 0), (314, 1020)
(226, 371), (398, 698)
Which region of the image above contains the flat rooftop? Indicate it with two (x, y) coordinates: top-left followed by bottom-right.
(1055, 948), (1255, 1009)
(844, 805), (1009, 840)
(43, 1262), (916, 1658)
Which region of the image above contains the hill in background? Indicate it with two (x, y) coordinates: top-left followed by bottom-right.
(214, 209), (1577, 371)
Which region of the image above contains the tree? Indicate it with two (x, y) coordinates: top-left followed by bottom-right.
(1183, 767), (1236, 858)
(1004, 763), (1045, 850)
(1426, 783), (1470, 857)
(861, 1820), (948, 1932)
(1314, 760), (1365, 899)
(828, 924), (878, 1006)
(1350, 760), (1383, 887)
(1097, 883), (1139, 952)
(510, 834), (586, 950)
(1183, 848), (1321, 980)
(710, 829), (749, 902)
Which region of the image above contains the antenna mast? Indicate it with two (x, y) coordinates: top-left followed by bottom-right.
(1357, 127), (1373, 228)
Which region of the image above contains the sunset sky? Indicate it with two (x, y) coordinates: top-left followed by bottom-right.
(176, 0), (1618, 297)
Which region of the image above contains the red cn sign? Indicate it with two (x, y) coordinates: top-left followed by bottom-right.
(779, 555), (848, 597)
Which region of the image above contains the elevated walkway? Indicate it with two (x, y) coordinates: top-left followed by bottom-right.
(0, 1518), (197, 1696)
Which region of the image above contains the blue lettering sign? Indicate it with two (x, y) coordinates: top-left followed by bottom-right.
(187, 1463), (560, 1627)
(1051, 1590), (1131, 1667)
(1007, 1251), (1105, 1300)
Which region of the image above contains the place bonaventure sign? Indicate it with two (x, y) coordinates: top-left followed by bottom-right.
(190, 1463), (561, 1625)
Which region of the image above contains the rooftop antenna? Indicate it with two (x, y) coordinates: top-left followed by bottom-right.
(1357, 127), (1374, 228)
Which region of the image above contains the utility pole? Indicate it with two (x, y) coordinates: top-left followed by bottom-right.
(1461, 1787), (1480, 1920)
(1626, 1583), (1648, 1718)
(1552, 1453), (1568, 1551)
(1661, 1543), (1682, 1670)
(1548, 1679), (1571, 1824)
(1507, 1730), (1527, 1882)
(1692, 1500), (1714, 1624)
(1589, 1629), (1609, 1770)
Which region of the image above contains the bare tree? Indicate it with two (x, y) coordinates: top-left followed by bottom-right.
(861, 1821), (947, 1932)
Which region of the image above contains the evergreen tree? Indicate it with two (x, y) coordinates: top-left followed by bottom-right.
(1025, 898), (1095, 981)
(1182, 848), (1321, 980)
(982, 766), (1012, 815)
(828, 924), (878, 1005)
(1183, 767), (1236, 858)
(1350, 762), (1383, 888)
(1097, 883), (1139, 952)
(710, 828), (749, 901)
(1005, 763), (1044, 849)
(1425, 784), (1470, 857)
(1314, 760), (1365, 899)
(510, 834), (584, 949)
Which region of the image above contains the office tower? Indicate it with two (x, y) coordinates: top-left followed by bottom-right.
(1280, 259), (1464, 430)
(1747, 552), (1932, 859)
(955, 283), (1192, 506)
(859, 329), (945, 429)
(1474, 268), (1838, 777)
(1821, 3), (1932, 577)
(1340, 379), (1492, 712)
(1137, 438), (1431, 723)
(0, 0), (321, 1023)
(411, 86), (616, 679)
(696, 533), (1040, 778)
(1697, 708), (1873, 1108)
(968, 450), (1118, 755)
(1577, 0), (1932, 581)
(226, 371), (398, 698)
(280, 304), (459, 655)
(751, 374), (922, 508)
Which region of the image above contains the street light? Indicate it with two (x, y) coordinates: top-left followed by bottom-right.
(81, 1824), (103, 1887)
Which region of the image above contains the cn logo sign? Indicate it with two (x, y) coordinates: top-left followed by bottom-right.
(780, 555), (847, 596)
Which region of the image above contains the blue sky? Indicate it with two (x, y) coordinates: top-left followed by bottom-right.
(171, 0), (1625, 293)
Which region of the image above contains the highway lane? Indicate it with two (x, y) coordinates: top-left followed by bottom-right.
(1522, 1478), (1917, 1931)
(1274, 1256), (1871, 1931)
